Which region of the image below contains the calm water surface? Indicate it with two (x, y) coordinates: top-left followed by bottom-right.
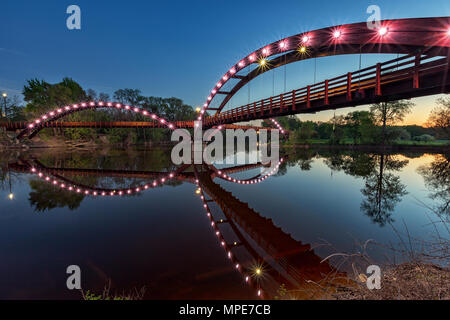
(0, 147), (448, 299)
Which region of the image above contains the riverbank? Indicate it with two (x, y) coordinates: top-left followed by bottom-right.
(283, 143), (450, 154)
(0, 132), (177, 150)
(333, 262), (450, 300)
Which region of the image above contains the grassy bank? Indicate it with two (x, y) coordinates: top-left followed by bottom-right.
(286, 138), (450, 147)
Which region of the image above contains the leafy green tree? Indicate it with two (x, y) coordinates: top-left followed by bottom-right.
(329, 115), (346, 144)
(344, 111), (377, 144)
(295, 121), (317, 141)
(413, 134), (435, 142)
(113, 89), (143, 106)
(316, 122), (334, 140)
(370, 100), (414, 144)
(393, 128), (411, 141)
(23, 78), (87, 117)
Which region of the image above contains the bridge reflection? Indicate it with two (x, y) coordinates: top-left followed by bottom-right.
(4, 156), (349, 299)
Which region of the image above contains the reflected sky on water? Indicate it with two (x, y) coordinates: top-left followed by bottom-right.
(0, 147), (448, 299)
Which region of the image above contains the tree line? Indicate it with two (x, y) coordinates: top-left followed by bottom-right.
(269, 98), (450, 145)
(1, 77), (197, 144)
(1, 77), (449, 145)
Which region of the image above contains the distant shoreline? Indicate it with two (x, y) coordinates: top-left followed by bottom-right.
(283, 143), (450, 154)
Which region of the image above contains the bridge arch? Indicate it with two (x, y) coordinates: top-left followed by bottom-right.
(17, 100), (287, 139)
(17, 101), (188, 139)
(200, 17), (450, 117)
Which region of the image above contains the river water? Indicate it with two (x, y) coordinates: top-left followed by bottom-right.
(0, 147), (448, 299)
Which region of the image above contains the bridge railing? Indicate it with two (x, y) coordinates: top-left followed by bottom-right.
(205, 53), (448, 125)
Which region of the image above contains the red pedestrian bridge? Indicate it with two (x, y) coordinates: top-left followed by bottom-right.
(1, 17), (449, 139)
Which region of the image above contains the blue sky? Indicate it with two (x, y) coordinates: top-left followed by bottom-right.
(1, 0), (449, 124)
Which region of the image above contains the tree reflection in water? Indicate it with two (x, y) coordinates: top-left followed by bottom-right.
(29, 179), (85, 212)
(272, 148), (409, 226)
(322, 151), (408, 226)
(417, 154), (450, 216)
(360, 153), (408, 226)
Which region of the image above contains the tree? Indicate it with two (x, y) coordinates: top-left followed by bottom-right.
(23, 78), (87, 117)
(316, 122), (334, 140)
(1, 95), (26, 121)
(296, 121), (317, 141)
(370, 100), (414, 144)
(329, 115), (346, 144)
(344, 111), (376, 144)
(113, 88), (142, 106)
(426, 97), (450, 140)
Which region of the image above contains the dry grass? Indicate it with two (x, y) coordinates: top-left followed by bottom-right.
(334, 261), (450, 300)
(80, 280), (146, 300)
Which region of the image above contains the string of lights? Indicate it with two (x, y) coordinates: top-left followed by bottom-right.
(209, 158), (284, 185)
(193, 173), (265, 298)
(199, 20), (450, 119)
(29, 166), (180, 197)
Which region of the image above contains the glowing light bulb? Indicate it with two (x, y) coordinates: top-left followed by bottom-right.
(333, 30), (341, 39)
(8, 193), (14, 200)
(378, 27), (388, 36)
(259, 59), (267, 66)
(299, 46), (307, 53)
(279, 41), (286, 49)
(302, 35), (309, 43)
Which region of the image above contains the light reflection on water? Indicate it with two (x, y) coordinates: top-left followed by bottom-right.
(0, 147), (448, 299)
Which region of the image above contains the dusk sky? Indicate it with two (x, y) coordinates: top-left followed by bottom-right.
(1, 0), (449, 125)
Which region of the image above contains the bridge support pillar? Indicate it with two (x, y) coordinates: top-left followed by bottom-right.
(413, 54), (421, 89)
(324, 80), (329, 105)
(280, 94), (284, 113)
(375, 63), (382, 96)
(306, 86), (311, 108)
(291, 90), (296, 111)
(346, 72), (352, 101)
